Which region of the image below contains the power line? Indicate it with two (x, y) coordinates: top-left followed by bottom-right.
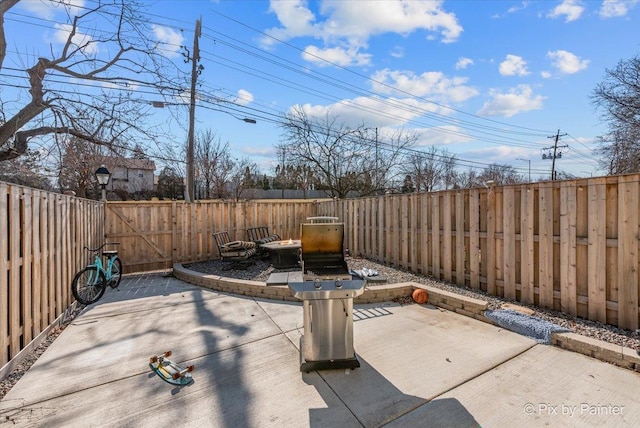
(3, 3), (599, 178)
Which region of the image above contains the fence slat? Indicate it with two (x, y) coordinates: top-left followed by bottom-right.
(0, 183), (8, 364)
(456, 191), (465, 286)
(538, 185), (554, 309)
(469, 189), (480, 289)
(442, 193), (452, 282)
(503, 187), (516, 300)
(420, 194), (429, 276)
(588, 178), (608, 323)
(520, 186), (535, 305)
(617, 175), (639, 329)
(560, 182), (578, 317)
(32, 191), (42, 333)
(486, 189), (496, 295)
(9, 186), (21, 357)
(432, 194), (440, 280)
(22, 188), (33, 344)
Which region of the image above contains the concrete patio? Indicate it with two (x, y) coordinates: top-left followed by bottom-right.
(1, 272), (639, 427)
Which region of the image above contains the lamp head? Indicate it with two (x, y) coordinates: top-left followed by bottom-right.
(95, 165), (111, 186)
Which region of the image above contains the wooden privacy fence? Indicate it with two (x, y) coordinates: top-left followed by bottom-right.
(318, 174), (640, 330)
(1, 182), (104, 369)
(104, 199), (324, 273)
(6, 173), (640, 370)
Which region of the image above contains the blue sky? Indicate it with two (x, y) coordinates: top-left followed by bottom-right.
(6, 0), (640, 180)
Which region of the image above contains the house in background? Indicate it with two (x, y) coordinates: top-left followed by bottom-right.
(103, 157), (156, 194)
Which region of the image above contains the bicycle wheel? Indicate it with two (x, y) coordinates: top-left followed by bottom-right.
(72, 266), (106, 305)
(108, 257), (123, 289)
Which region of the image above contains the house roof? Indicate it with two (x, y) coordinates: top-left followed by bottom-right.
(103, 157), (156, 171)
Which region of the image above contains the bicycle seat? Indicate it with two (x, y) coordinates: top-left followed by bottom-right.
(103, 250), (118, 257)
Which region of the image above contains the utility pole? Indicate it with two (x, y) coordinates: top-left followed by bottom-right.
(279, 145), (286, 198)
(542, 129), (567, 180)
(374, 127), (379, 194)
(516, 158), (531, 182)
(185, 18), (201, 203)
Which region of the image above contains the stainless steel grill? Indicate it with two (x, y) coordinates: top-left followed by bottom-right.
(288, 221), (365, 372)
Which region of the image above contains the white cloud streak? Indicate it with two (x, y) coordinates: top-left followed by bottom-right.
(236, 89), (254, 106)
(547, 0), (585, 22)
(599, 0), (639, 18)
(370, 69), (479, 104)
(547, 50), (590, 74)
(455, 57), (474, 70)
(53, 23), (97, 55)
(499, 55), (530, 76)
(262, 0), (463, 66)
(151, 25), (184, 58)
(477, 85), (545, 117)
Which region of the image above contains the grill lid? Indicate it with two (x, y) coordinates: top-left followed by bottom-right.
(300, 222), (350, 280)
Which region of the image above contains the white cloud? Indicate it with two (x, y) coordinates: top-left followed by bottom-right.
(262, 0), (322, 45)
(455, 57), (474, 70)
(541, 71), (552, 79)
(291, 94), (448, 129)
(508, 1), (530, 14)
(236, 89), (254, 106)
(151, 25), (184, 58)
(390, 46), (405, 59)
(262, 0), (463, 66)
(415, 125), (474, 146)
(547, 0), (585, 22)
(499, 54), (530, 76)
(302, 44), (372, 67)
(21, 0), (85, 19)
(599, 0), (639, 18)
(547, 50), (589, 74)
(461, 146), (535, 167)
(370, 69), (479, 104)
(492, 1), (530, 18)
(477, 84), (545, 117)
(53, 23), (97, 55)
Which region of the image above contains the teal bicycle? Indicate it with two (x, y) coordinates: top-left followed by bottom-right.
(71, 242), (122, 305)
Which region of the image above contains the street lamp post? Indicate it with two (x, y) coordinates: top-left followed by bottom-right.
(516, 158), (531, 183)
(95, 165), (111, 202)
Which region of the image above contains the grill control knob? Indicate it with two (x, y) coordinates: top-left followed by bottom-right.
(335, 278), (343, 289)
(314, 278), (322, 289)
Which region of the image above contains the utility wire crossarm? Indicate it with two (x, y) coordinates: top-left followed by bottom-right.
(542, 129), (568, 180)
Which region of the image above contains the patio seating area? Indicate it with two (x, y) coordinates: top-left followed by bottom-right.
(213, 231), (257, 269)
(1, 272), (640, 427)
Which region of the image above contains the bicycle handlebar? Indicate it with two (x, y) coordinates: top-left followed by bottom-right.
(83, 242), (120, 252)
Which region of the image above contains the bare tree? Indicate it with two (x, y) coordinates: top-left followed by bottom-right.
(228, 157), (259, 201)
(364, 127), (417, 195)
(210, 151), (235, 199)
(403, 146), (458, 192)
(592, 54), (640, 174)
(157, 166), (184, 200)
(194, 129), (230, 199)
(0, 0), (186, 162)
(280, 106), (413, 198)
(474, 163), (524, 187)
(57, 136), (112, 197)
(0, 147), (52, 190)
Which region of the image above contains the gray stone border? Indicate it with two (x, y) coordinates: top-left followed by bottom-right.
(174, 263), (640, 373)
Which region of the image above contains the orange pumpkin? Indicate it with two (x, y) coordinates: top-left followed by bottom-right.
(412, 289), (428, 304)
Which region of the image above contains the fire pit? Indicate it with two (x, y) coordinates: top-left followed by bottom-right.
(288, 222), (365, 372)
(260, 239), (301, 269)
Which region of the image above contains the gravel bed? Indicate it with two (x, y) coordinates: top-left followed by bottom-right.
(186, 256), (640, 352)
